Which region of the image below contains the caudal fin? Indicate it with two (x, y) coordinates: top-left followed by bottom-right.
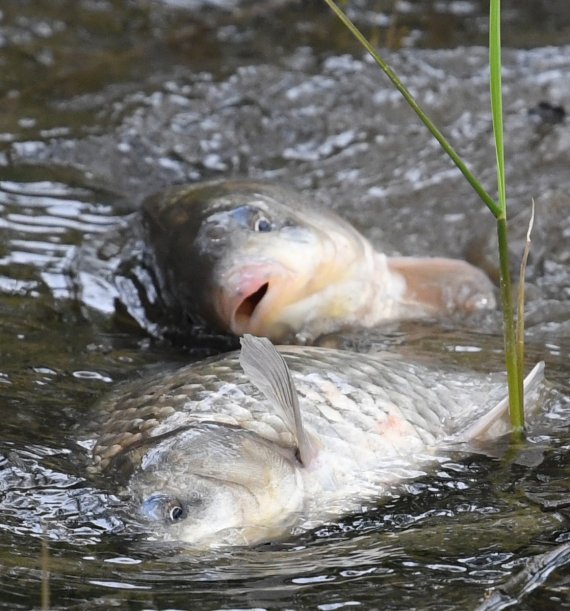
(386, 256), (496, 314)
(457, 362), (545, 442)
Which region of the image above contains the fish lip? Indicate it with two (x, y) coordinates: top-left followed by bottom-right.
(217, 263), (292, 337)
(233, 282), (270, 330)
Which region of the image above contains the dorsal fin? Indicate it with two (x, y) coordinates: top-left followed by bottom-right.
(239, 334), (316, 466)
(457, 361), (545, 442)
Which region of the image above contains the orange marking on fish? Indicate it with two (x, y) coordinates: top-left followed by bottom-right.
(377, 414), (408, 436)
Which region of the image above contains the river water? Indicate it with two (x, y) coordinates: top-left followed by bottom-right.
(0, 1), (569, 609)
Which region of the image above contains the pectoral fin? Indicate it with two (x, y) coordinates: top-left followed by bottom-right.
(239, 334), (316, 466)
(387, 256), (496, 315)
(457, 361), (545, 442)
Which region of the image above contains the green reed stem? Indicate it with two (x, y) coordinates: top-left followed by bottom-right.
(497, 218), (523, 432)
(490, 0), (524, 431)
(322, 0), (501, 218)
(490, 2), (506, 216)
(324, 0), (526, 429)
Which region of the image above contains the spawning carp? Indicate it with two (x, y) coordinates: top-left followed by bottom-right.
(142, 180), (495, 342)
(91, 335), (543, 548)
(76, 180), (495, 344)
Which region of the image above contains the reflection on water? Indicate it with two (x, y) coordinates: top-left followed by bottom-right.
(0, 0), (569, 609)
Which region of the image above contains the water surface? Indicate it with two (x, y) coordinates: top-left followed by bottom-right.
(0, 1), (569, 609)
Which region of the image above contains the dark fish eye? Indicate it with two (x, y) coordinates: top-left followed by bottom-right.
(253, 214), (272, 233)
(169, 504), (185, 522)
(142, 493), (186, 523)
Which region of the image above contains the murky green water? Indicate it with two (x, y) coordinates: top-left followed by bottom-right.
(0, 1), (569, 609)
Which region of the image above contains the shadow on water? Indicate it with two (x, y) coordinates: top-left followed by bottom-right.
(0, 0), (569, 608)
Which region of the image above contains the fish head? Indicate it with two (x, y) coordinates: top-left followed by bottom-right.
(130, 423), (304, 547)
(143, 179), (495, 341)
(143, 180), (374, 342)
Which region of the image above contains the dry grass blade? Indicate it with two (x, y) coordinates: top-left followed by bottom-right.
(516, 200), (535, 401)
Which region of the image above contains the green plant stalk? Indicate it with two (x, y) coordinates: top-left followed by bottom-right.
(322, 0), (501, 218)
(490, 0), (524, 429)
(324, 0), (526, 429)
(489, 0), (506, 213)
(497, 217), (523, 432)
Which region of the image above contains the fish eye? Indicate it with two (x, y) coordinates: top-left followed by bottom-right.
(252, 213), (272, 233)
(169, 504), (185, 522)
(142, 493), (187, 523)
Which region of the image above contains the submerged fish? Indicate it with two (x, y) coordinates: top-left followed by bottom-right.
(92, 336), (543, 548)
(141, 180), (495, 343)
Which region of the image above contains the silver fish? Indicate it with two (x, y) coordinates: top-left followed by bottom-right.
(92, 336), (543, 548)
(142, 180), (496, 343)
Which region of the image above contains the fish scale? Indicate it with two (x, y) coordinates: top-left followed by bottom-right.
(94, 345), (508, 474)
(89, 339), (543, 546)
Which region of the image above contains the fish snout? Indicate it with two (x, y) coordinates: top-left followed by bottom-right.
(216, 263), (297, 340)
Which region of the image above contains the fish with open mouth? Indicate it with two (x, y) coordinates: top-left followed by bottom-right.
(142, 180), (495, 343)
(91, 335), (543, 548)
(75, 180), (495, 345)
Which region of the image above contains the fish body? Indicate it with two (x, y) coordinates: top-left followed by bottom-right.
(141, 180), (495, 343)
(92, 336), (542, 547)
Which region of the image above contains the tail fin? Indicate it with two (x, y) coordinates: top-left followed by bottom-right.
(457, 362), (545, 442)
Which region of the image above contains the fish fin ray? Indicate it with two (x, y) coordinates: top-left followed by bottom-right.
(239, 334), (315, 466)
(457, 361), (545, 441)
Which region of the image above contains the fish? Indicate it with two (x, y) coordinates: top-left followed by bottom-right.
(142, 179), (496, 343)
(91, 335), (543, 548)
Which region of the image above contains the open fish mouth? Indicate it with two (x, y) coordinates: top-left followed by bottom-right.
(218, 264), (290, 337)
(234, 282), (270, 328)
(219, 254), (360, 340)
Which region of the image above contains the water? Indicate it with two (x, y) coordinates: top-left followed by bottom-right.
(0, 1), (569, 608)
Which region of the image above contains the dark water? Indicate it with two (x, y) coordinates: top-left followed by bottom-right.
(0, 1), (569, 609)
